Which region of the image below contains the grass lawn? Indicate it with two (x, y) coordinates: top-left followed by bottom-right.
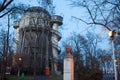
(49, 76), (63, 80)
(7, 75), (63, 80)
(7, 75), (33, 80)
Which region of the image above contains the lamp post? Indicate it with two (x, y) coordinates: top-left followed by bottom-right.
(108, 30), (117, 80)
(18, 57), (22, 77)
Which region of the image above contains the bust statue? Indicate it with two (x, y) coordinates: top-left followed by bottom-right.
(64, 45), (74, 80)
(66, 46), (72, 54)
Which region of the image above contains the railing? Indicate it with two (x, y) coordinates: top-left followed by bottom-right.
(13, 21), (19, 29)
(52, 42), (61, 53)
(13, 38), (19, 45)
(50, 15), (63, 25)
(51, 29), (62, 40)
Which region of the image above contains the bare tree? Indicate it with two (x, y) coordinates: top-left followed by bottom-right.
(68, 0), (120, 79)
(98, 50), (112, 74)
(61, 32), (103, 80)
(69, 0), (120, 30)
(0, 0), (29, 19)
(0, 0), (14, 18)
(0, 29), (13, 80)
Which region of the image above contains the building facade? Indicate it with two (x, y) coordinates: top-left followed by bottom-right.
(13, 6), (63, 75)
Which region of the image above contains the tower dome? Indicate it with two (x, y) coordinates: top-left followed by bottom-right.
(19, 6), (51, 29)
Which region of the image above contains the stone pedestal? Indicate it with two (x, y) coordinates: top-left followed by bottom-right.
(64, 46), (74, 80)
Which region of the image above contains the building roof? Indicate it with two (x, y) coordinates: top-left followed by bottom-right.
(25, 6), (50, 16)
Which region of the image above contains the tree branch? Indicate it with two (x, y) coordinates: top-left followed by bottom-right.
(86, 6), (96, 23)
(93, 1), (107, 24)
(72, 16), (111, 31)
(0, 7), (16, 18)
(0, 0), (14, 12)
(107, 1), (118, 6)
(1, 0), (7, 9)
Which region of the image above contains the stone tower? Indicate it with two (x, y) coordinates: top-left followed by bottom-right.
(13, 6), (63, 75)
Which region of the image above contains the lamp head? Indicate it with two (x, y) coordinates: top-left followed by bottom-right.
(108, 30), (116, 38)
(18, 57), (22, 61)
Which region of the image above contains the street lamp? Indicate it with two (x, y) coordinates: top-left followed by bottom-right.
(18, 57), (22, 61)
(114, 59), (117, 63)
(108, 30), (118, 80)
(18, 57), (22, 77)
(108, 30), (116, 38)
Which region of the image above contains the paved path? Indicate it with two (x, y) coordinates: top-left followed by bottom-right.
(34, 76), (49, 80)
(103, 74), (114, 80)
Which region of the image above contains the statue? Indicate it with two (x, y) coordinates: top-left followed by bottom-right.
(66, 46), (72, 54)
(64, 45), (74, 80)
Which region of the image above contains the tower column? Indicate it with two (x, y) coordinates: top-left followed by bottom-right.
(50, 15), (63, 75)
(13, 21), (19, 54)
(45, 32), (50, 76)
